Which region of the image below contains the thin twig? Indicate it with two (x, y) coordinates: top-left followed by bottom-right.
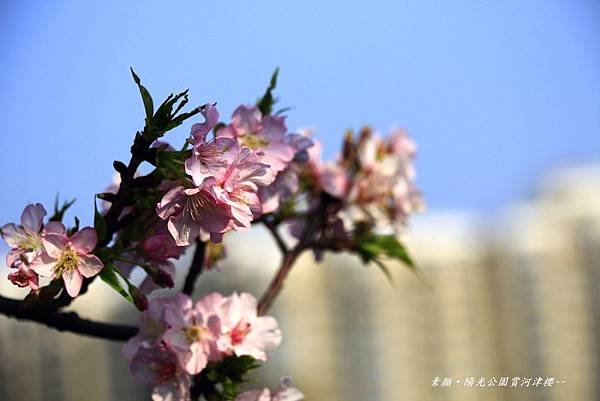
(0, 294), (137, 341)
(262, 219), (288, 254)
(182, 240), (206, 295)
(257, 247), (304, 315)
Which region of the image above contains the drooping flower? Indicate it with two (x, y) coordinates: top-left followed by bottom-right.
(29, 226), (104, 297)
(216, 292), (282, 361)
(235, 378), (304, 401)
(138, 261), (176, 295)
(220, 105), (295, 177)
(162, 293), (222, 374)
(7, 263), (39, 289)
(142, 229), (184, 263)
(123, 294), (190, 360)
(1, 203), (47, 266)
(156, 177), (232, 245)
(130, 343), (191, 401)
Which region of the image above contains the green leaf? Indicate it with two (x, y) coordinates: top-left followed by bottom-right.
(356, 233), (417, 279)
(201, 355), (259, 400)
(256, 68), (279, 115)
(99, 262), (134, 304)
(93, 197), (108, 243)
(130, 68), (154, 120)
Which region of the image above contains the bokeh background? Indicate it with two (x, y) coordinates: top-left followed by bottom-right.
(1, 1), (600, 400)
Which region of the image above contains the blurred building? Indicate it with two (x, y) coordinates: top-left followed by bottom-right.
(1, 165), (599, 401)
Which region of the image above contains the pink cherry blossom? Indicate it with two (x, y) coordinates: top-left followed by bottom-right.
(29, 226), (104, 297)
(258, 130), (314, 214)
(7, 263), (39, 290)
(319, 162), (351, 199)
(139, 261), (176, 294)
(1, 203), (47, 266)
(190, 103), (220, 142)
(220, 105), (295, 176)
(130, 343), (191, 401)
(123, 294), (191, 359)
(216, 292), (282, 361)
(258, 167), (299, 214)
(142, 229), (184, 263)
(156, 178), (232, 246)
(162, 293), (222, 374)
(185, 105), (240, 186)
(286, 130), (314, 163)
(303, 140), (350, 199)
(216, 147), (273, 229)
(235, 378), (304, 401)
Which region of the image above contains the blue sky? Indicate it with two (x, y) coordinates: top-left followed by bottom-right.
(1, 0), (599, 227)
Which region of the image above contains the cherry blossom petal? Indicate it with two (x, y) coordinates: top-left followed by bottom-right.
(78, 254), (104, 278)
(157, 186), (186, 220)
(21, 203), (46, 233)
(41, 233), (68, 258)
(190, 103), (220, 141)
(44, 221), (66, 235)
(185, 342), (209, 374)
(70, 227), (98, 254)
(29, 253), (57, 277)
(231, 105), (262, 134)
(62, 268), (83, 297)
(1, 223), (27, 248)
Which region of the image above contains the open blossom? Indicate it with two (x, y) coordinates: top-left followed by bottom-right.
(162, 293), (222, 374)
(185, 104), (239, 186)
(1, 203), (47, 266)
(217, 292), (282, 361)
(157, 177), (232, 245)
(220, 105), (295, 177)
(236, 378), (304, 401)
(29, 226), (104, 297)
(159, 145), (273, 245)
(130, 344), (191, 401)
(217, 147), (273, 229)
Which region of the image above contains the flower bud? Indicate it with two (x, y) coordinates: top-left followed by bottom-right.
(129, 286), (148, 311)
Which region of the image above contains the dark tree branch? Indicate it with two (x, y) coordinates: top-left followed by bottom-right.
(0, 294), (137, 341)
(182, 240), (207, 295)
(257, 194), (342, 315)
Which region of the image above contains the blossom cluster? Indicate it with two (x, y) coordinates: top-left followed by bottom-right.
(124, 292), (282, 401)
(300, 127), (423, 237)
(1, 204), (103, 296)
(1, 71), (423, 400)
(158, 104), (312, 246)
